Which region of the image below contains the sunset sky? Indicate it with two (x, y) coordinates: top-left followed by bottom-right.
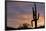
(7, 1), (45, 28)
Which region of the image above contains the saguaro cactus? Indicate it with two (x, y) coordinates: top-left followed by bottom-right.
(32, 3), (39, 28)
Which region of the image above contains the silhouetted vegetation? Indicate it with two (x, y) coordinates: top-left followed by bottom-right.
(18, 23), (29, 29)
(31, 3), (40, 28)
(6, 23), (45, 30)
(6, 25), (45, 30)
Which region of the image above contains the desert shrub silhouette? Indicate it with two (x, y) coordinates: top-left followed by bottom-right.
(18, 23), (29, 29)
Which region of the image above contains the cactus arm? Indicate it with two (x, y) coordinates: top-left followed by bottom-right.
(37, 13), (39, 19)
(32, 7), (35, 19)
(33, 3), (37, 20)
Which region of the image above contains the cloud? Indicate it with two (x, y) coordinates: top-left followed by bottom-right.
(7, 13), (45, 28)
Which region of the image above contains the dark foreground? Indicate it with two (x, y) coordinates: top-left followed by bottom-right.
(6, 26), (45, 30)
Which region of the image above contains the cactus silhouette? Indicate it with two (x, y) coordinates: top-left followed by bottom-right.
(31, 3), (39, 28)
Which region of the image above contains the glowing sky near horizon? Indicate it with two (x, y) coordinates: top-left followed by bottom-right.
(7, 2), (45, 28)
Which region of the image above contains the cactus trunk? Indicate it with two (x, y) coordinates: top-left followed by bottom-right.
(35, 20), (37, 28)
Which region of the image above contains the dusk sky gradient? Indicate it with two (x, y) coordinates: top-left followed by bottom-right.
(7, 2), (45, 28)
